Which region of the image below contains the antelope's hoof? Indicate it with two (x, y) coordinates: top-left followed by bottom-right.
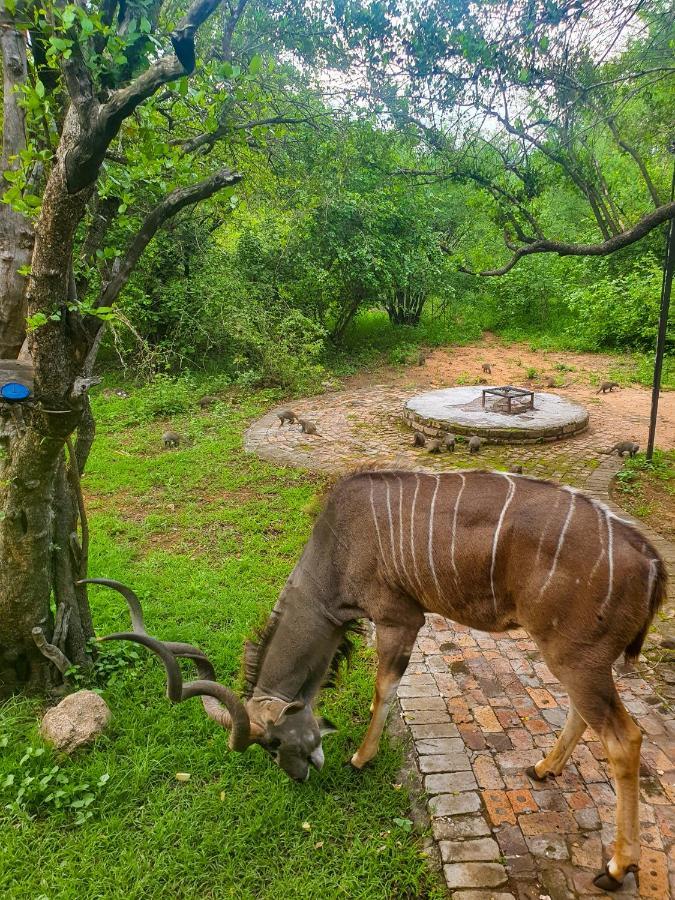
(592, 864), (638, 893)
(525, 765), (554, 782)
(350, 751), (374, 770)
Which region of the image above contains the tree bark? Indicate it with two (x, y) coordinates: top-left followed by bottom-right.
(0, 9), (34, 357)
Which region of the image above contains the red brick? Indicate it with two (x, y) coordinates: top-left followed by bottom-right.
(495, 708), (520, 728)
(459, 723), (487, 750)
(518, 810), (578, 836)
(473, 705), (503, 733)
(564, 791), (593, 811)
(507, 728), (534, 750)
(486, 732), (512, 752)
(482, 789), (517, 826)
(523, 716), (552, 735)
(569, 832), (602, 869)
(639, 847), (669, 900)
(447, 697), (473, 723)
(526, 687), (558, 709)
(507, 788), (538, 814)
(473, 754), (505, 790)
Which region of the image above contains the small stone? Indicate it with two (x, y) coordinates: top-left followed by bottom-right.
(40, 689), (111, 753)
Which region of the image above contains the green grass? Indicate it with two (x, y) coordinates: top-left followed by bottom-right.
(0, 383), (443, 900)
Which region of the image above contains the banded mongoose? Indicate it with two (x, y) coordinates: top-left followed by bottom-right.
(468, 435), (482, 454)
(199, 395), (218, 408)
(298, 418), (319, 435)
(427, 439), (442, 454)
(597, 381), (620, 394)
(610, 441), (639, 458)
(412, 431), (426, 448)
(509, 464), (523, 474)
(162, 431), (180, 448)
(482, 363), (492, 374)
(444, 433), (456, 452)
(545, 376), (556, 388)
(277, 409), (298, 426)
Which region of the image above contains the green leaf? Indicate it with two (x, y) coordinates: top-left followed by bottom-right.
(35, 80), (45, 99)
(248, 54), (263, 75)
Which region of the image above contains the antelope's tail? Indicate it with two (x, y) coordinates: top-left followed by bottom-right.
(625, 555), (668, 665)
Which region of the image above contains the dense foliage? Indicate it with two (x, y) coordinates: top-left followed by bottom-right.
(77, 0), (672, 389)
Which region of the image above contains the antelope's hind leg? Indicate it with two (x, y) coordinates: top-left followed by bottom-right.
(537, 660), (642, 890)
(351, 621), (420, 770)
(590, 696), (642, 891)
(527, 702), (586, 781)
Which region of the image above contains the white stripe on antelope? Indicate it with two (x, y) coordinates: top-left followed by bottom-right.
(91, 468), (667, 893)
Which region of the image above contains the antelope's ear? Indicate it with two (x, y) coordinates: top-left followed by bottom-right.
(317, 716), (338, 737)
(277, 700), (305, 723)
(254, 698), (305, 728)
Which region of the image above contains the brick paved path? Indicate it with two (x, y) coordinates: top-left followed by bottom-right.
(245, 383), (675, 899)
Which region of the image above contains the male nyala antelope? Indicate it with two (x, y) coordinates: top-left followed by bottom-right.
(87, 469), (666, 892)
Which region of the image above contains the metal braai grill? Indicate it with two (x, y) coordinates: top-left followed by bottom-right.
(481, 385), (535, 414)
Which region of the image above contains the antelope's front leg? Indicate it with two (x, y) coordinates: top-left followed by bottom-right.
(351, 623), (419, 769)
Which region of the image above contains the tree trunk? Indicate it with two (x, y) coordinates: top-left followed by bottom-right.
(0, 9), (34, 357)
(0, 107), (95, 696)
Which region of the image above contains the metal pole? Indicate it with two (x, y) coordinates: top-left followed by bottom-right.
(646, 163), (675, 460)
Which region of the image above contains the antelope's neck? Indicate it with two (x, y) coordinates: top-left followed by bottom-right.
(252, 584), (343, 703)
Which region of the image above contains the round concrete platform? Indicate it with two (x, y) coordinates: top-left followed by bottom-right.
(403, 385), (589, 443)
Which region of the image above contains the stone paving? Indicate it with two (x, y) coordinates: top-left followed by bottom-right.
(244, 372), (675, 899)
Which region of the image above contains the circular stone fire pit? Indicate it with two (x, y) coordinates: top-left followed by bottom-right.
(403, 385), (588, 444)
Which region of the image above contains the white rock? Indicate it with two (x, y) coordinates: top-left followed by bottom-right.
(40, 689), (111, 753)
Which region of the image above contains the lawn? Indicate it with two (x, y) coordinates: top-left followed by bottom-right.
(0, 382), (443, 900)
(613, 449), (675, 541)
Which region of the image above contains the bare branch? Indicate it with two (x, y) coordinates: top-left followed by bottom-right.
(458, 201), (675, 277)
(179, 116), (315, 154)
(96, 169), (242, 308)
(32, 626), (72, 674)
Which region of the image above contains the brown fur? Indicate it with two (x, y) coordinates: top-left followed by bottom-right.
(468, 435), (482, 453)
(610, 441), (639, 458)
(277, 409), (298, 426)
(427, 439), (442, 454)
(482, 363), (492, 374)
(298, 418), (318, 435)
(598, 381), (620, 393)
(162, 431), (180, 448)
(412, 431), (426, 447)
